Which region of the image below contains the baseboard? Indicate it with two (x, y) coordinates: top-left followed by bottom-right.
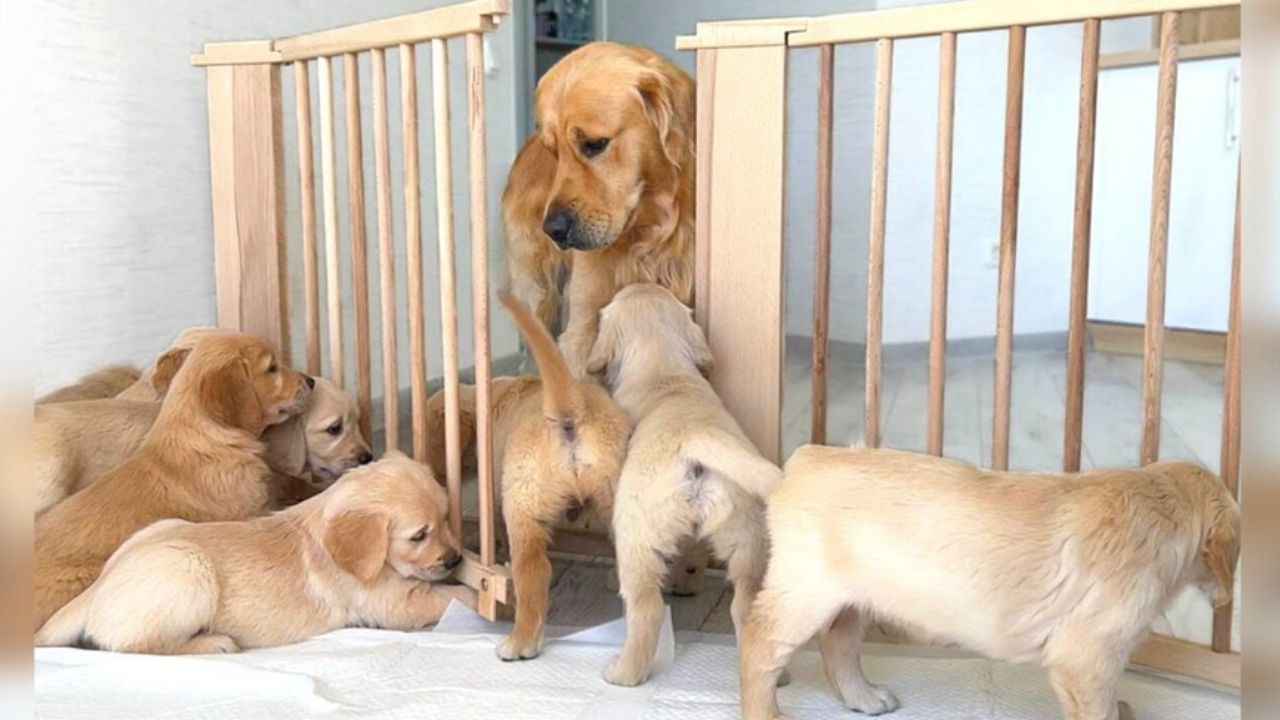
(787, 331), (1068, 363)
(1087, 321), (1226, 365)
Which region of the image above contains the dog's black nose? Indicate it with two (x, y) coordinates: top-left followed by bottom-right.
(542, 207), (576, 247)
(357, 451), (374, 465)
(304, 375), (316, 389)
(444, 553), (463, 571)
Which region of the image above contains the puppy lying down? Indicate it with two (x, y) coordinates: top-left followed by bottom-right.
(740, 445), (1240, 720)
(36, 453), (473, 654)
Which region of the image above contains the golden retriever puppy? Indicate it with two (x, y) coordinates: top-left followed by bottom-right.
(586, 284), (783, 686)
(33, 333), (311, 629)
(426, 294), (629, 661)
(503, 42), (694, 377)
(33, 376), (370, 516)
(36, 365), (141, 404)
(36, 453), (471, 654)
(115, 326), (226, 401)
(740, 446), (1241, 720)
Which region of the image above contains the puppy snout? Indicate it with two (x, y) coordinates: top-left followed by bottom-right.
(356, 450), (374, 465)
(542, 207), (577, 249)
(304, 374), (316, 389)
(444, 552), (463, 571)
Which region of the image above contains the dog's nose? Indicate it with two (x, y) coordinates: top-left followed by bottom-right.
(303, 375), (316, 389)
(444, 553), (463, 571)
(357, 451), (374, 465)
(542, 207), (576, 247)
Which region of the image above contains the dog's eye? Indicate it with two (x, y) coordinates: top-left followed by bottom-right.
(580, 137), (610, 158)
(326, 420), (343, 436)
(409, 526), (430, 543)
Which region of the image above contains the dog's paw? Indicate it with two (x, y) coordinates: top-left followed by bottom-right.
(496, 633), (543, 661)
(844, 682), (899, 716)
(602, 654), (651, 687)
(187, 634), (240, 655)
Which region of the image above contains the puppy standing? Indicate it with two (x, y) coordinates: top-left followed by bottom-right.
(740, 446), (1241, 720)
(587, 284), (783, 686)
(452, 294), (629, 661)
(36, 454), (471, 654)
(34, 334), (311, 629)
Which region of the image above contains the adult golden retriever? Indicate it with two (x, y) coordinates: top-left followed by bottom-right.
(740, 446), (1241, 720)
(33, 333), (311, 629)
(503, 41), (694, 378)
(36, 453), (470, 654)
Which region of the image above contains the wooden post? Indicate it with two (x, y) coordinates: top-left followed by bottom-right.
(371, 48), (399, 452)
(928, 31), (956, 457)
(699, 41), (789, 463)
(206, 62), (288, 357)
(1063, 19), (1101, 473)
(345, 52), (373, 441)
(693, 48), (716, 333)
(866, 38), (893, 450)
(318, 55), (343, 385)
(1141, 11), (1180, 466)
(293, 61), (321, 376)
(811, 44), (834, 446)
(992, 25), (1025, 471)
(1211, 167), (1241, 653)
(402, 43), (430, 463)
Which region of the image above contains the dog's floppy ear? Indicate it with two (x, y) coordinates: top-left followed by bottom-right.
(199, 356), (265, 434)
(1202, 501), (1240, 608)
(261, 415), (308, 476)
(151, 348), (191, 395)
(586, 320), (619, 377)
(323, 509), (390, 583)
(636, 61), (693, 170)
(680, 307), (715, 374)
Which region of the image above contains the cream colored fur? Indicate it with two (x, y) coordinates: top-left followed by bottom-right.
(36, 453), (472, 653)
(587, 284), (783, 687)
(739, 445), (1241, 720)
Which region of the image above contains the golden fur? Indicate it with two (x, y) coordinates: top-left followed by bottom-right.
(739, 445), (1241, 720)
(36, 453), (471, 654)
(503, 41), (695, 378)
(33, 333), (311, 630)
(36, 365), (142, 404)
(587, 284), (783, 686)
(33, 375), (369, 516)
(426, 294), (629, 661)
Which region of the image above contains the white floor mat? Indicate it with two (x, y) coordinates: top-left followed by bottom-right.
(35, 602), (1238, 719)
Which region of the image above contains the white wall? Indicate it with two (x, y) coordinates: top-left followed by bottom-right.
(27, 0), (522, 397)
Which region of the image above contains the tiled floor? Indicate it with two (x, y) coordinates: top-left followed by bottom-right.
(526, 345), (1237, 650)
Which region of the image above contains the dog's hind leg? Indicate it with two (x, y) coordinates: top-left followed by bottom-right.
(1047, 652), (1127, 720)
(497, 512), (553, 661)
(741, 585), (845, 720)
(819, 607), (899, 715)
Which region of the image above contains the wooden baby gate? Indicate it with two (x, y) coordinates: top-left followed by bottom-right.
(678, 0), (1241, 690)
(193, 0), (513, 620)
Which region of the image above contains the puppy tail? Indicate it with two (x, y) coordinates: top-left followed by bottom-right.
(35, 587), (91, 648)
(687, 433), (784, 499)
(499, 292), (584, 423)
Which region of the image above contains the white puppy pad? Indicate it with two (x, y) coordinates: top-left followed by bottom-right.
(35, 602), (1237, 720)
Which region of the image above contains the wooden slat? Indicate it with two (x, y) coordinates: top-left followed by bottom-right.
(207, 64), (288, 354)
(693, 48), (716, 331)
(371, 49), (398, 452)
(991, 25), (1025, 471)
(865, 38), (893, 450)
(344, 52), (372, 441)
(1141, 12), (1179, 466)
(810, 43), (834, 446)
(1063, 19), (1101, 473)
(703, 44), (789, 463)
(317, 55), (343, 386)
(927, 31), (956, 457)
(402, 43), (430, 463)
(294, 61), (322, 376)
(465, 32), (497, 588)
(1212, 167), (1242, 653)
(431, 38), (464, 543)
(782, 0), (1239, 47)
(273, 0), (511, 61)
(1131, 634), (1239, 689)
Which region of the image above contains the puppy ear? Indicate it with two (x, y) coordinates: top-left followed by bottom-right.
(682, 311), (715, 374)
(323, 510), (390, 583)
(1202, 502), (1240, 608)
(636, 62), (693, 169)
(261, 415), (308, 476)
(199, 357), (265, 434)
(151, 348), (191, 395)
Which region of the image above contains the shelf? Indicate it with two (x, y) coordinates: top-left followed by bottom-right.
(536, 35), (590, 49)
(1100, 38), (1239, 69)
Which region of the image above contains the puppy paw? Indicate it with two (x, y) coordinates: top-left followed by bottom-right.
(185, 633), (240, 655)
(776, 668), (792, 687)
(496, 633), (543, 661)
(603, 654), (651, 687)
(843, 683), (899, 716)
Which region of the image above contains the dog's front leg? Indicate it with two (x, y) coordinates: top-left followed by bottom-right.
(497, 515), (552, 661)
(558, 257), (614, 379)
(369, 581), (473, 630)
(1047, 652), (1127, 720)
